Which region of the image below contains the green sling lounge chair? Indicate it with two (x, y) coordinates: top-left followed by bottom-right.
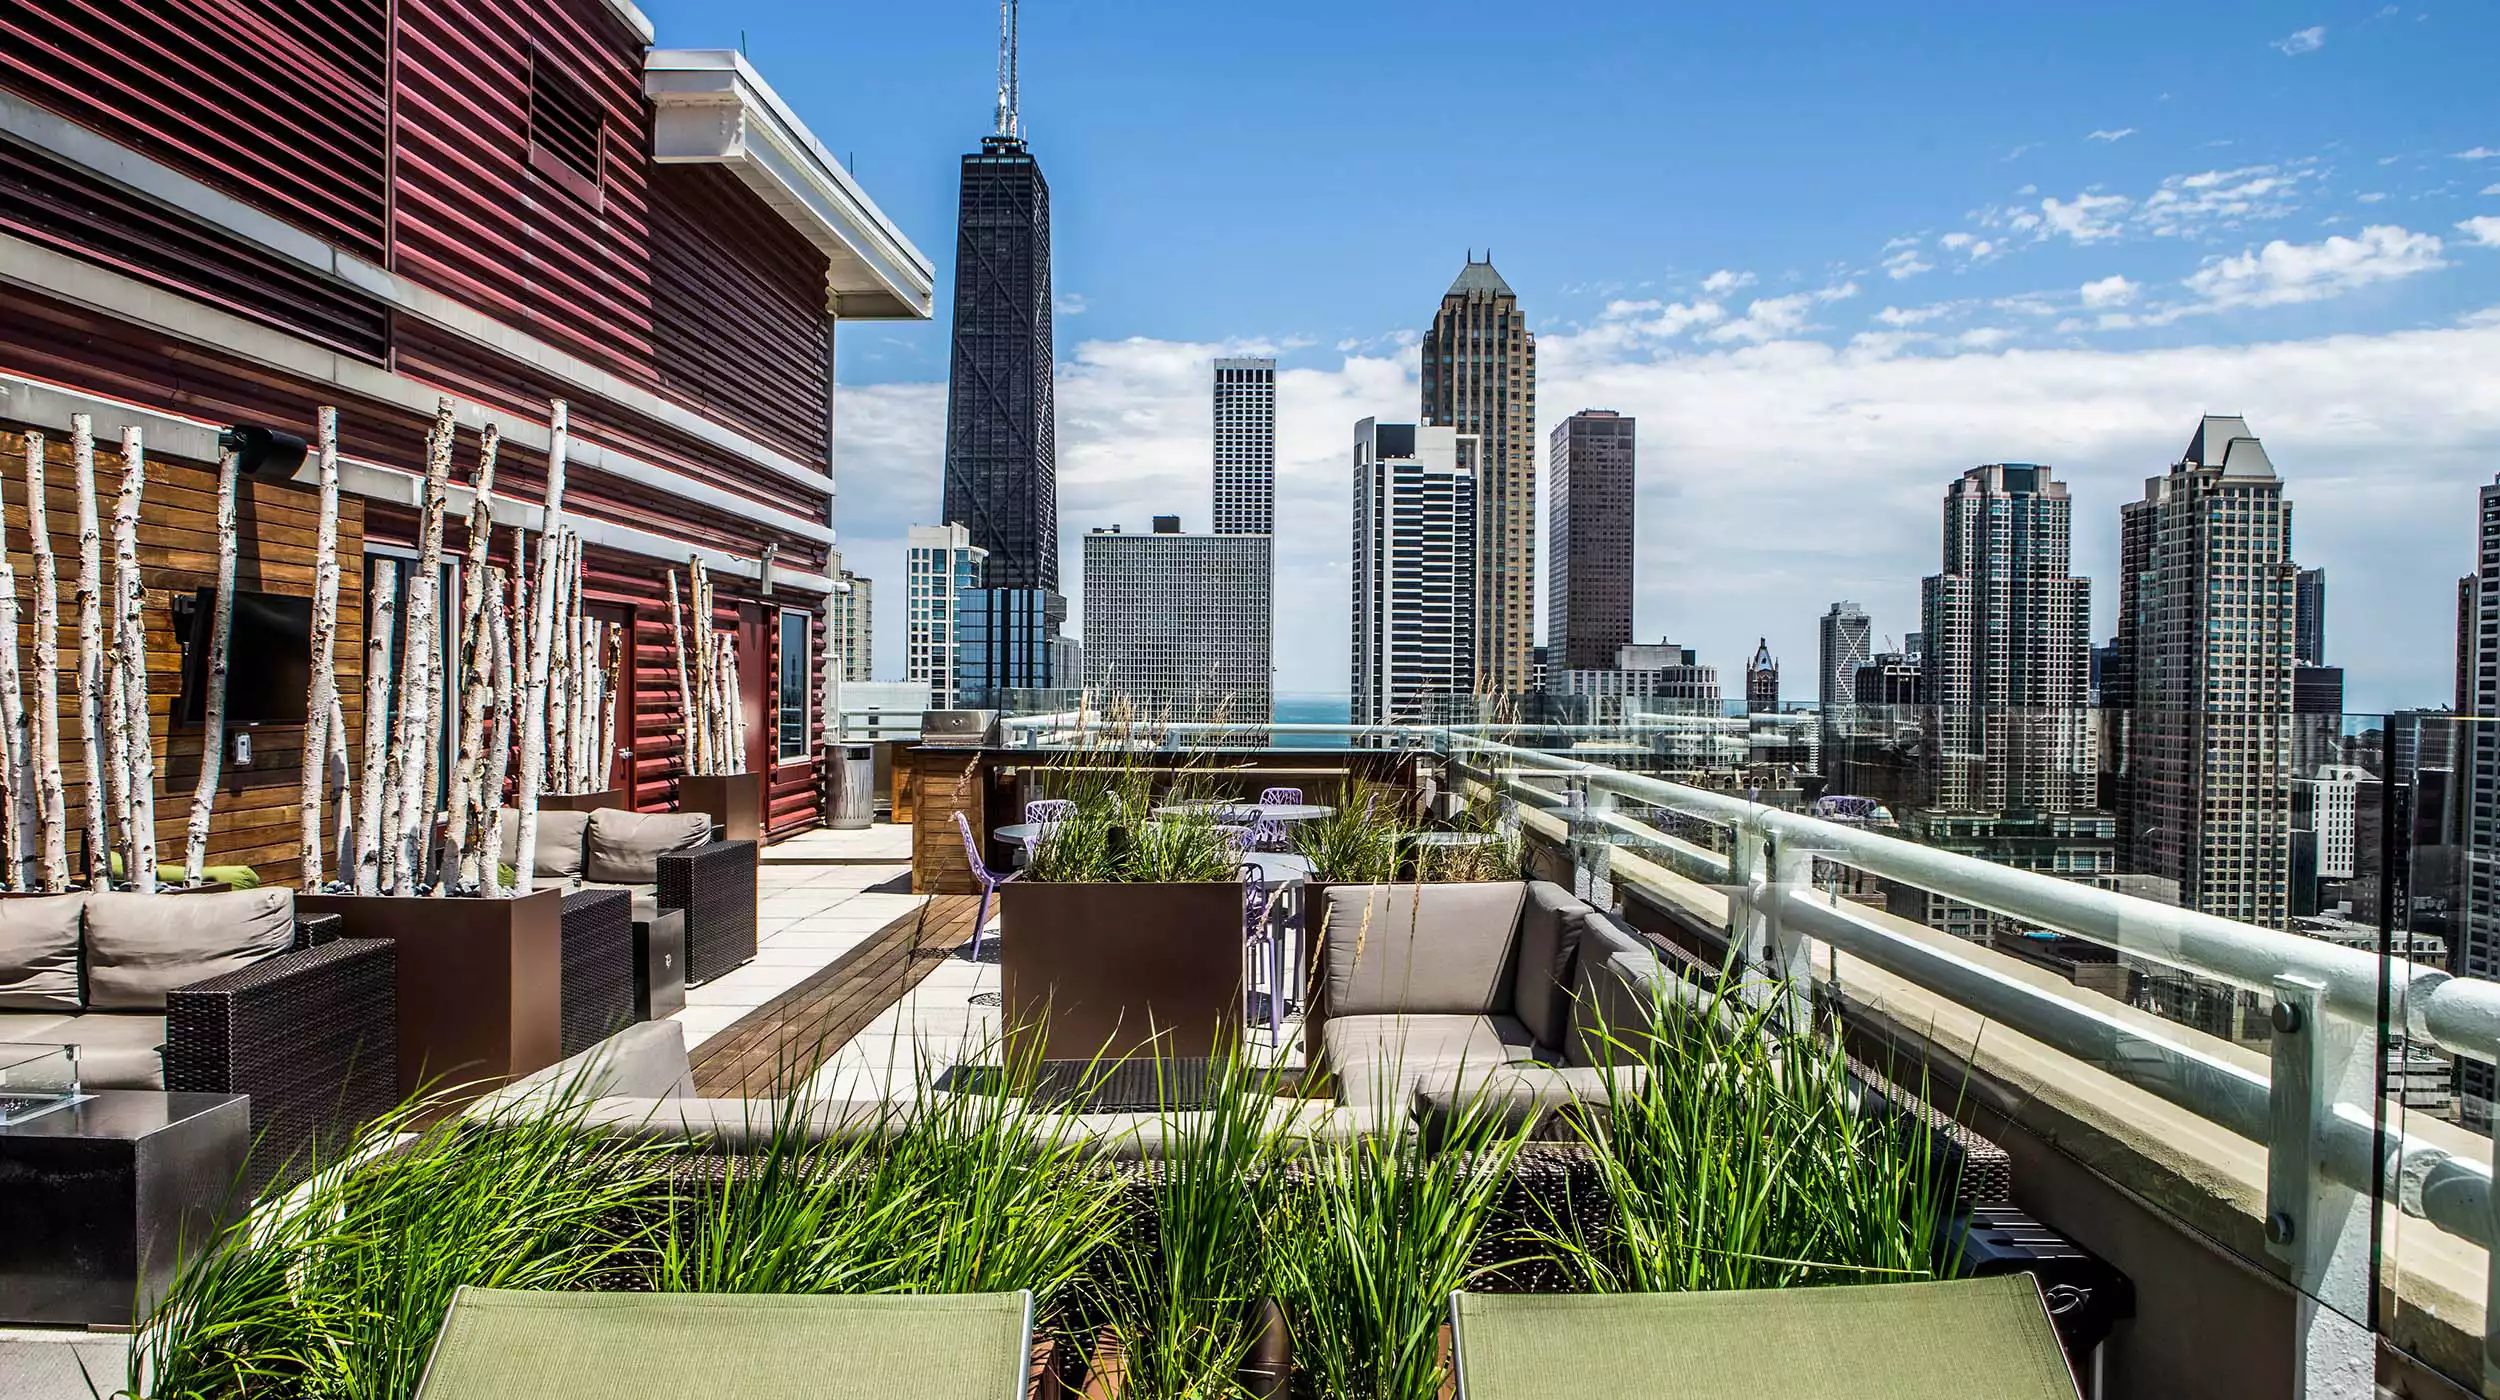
(1449, 1274), (2080, 1400)
(413, 1287), (1035, 1400)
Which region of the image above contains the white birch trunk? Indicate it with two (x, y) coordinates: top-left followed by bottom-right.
(299, 407), (343, 893)
(182, 447), (240, 884)
(24, 429), (66, 891)
(443, 427), (500, 877)
(511, 400), (570, 892)
(71, 416), (107, 886)
(388, 401), (455, 893)
(668, 568), (695, 780)
(356, 560), (398, 895)
(328, 693), (352, 884)
(111, 427), (155, 894)
(548, 532), (576, 791)
(478, 580), (513, 897)
(0, 436), (30, 888)
(597, 621), (621, 794)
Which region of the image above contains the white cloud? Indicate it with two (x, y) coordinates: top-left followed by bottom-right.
(1881, 247), (1934, 280)
(1875, 302), (1966, 328)
(2459, 216), (2500, 247)
(2079, 275), (2140, 308)
(1700, 269), (1755, 295)
(2271, 25), (2327, 55)
(2087, 128), (2137, 143)
(2484, 183), (2500, 196)
(2040, 192), (2130, 243)
(1701, 284), (1856, 344)
(2454, 148), (2500, 161)
(2184, 224), (2446, 308)
(1053, 291), (1089, 316)
(2357, 191), (2388, 203)
(2133, 164), (2310, 237)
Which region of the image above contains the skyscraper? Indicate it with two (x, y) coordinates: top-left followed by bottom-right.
(1351, 419), (1478, 725)
(1818, 602), (1873, 782)
(1422, 255), (1536, 697)
(1920, 463), (2093, 813)
(906, 524), (984, 710)
(1082, 520), (1273, 723)
(1746, 639), (1780, 713)
(2459, 478), (2500, 979)
(1213, 357), (1276, 535)
(2115, 416), (2300, 930)
(829, 562), (874, 684)
(940, 1), (1065, 702)
(1547, 410), (1635, 672)
(2295, 567), (2327, 666)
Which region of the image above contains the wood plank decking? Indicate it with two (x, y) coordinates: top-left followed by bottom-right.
(688, 893), (980, 1097)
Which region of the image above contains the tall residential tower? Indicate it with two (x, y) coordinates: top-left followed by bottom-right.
(1547, 410), (1635, 672)
(1351, 420), (1478, 725)
(1422, 256), (1536, 697)
(1213, 357), (1276, 535)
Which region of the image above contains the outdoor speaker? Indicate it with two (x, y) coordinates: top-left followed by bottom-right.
(218, 425), (310, 477)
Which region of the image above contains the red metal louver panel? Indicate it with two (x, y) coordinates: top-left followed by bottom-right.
(650, 165), (832, 467)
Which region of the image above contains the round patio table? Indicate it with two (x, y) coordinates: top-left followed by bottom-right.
(1404, 830), (1495, 848)
(991, 822), (1048, 845)
(1151, 801), (1335, 824)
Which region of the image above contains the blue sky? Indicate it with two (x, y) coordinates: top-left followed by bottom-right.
(647, 0), (2500, 710)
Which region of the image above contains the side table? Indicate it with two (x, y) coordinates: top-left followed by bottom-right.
(0, 1090), (248, 1327)
(637, 909), (687, 1021)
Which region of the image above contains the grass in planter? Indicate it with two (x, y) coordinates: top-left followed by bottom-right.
(1566, 981), (1957, 1294)
(1267, 1104), (1532, 1400)
(1292, 783), (1401, 884)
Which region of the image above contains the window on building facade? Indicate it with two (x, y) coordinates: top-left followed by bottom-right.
(527, 52), (605, 206)
(776, 607), (809, 763)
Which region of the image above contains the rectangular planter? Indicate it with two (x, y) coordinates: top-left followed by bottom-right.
(537, 788), (624, 814)
(679, 771), (764, 842)
(297, 888), (564, 1108)
(1000, 880), (1245, 1063)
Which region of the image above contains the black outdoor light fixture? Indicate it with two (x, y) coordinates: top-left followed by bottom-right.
(217, 424), (309, 478)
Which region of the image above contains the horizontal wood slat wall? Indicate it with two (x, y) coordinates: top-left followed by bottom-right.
(0, 425), (367, 888)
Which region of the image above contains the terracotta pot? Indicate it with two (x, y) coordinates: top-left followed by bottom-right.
(678, 771), (764, 842)
(999, 880), (1245, 1063)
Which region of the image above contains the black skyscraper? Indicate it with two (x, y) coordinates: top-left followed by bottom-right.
(940, 133), (1057, 593)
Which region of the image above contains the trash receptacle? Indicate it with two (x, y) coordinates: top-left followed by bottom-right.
(831, 743), (875, 829)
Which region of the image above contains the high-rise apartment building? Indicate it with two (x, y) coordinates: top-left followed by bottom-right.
(1082, 520), (1273, 723)
(1547, 410), (1634, 671)
(1422, 256), (1535, 696)
(939, 9), (1067, 700)
(1746, 639), (1780, 713)
(2114, 416), (2300, 930)
(1818, 602), (1873, 781)
(1212, 357), (1276, 535)
(906, 524), (984, 710)
(1920, 463), (2094, 814)
(829, 563), (874, 684)
(1350, 419), (1478, 726)
(2295, 567), (2327, 666)
(2459, 478), (2500, 980)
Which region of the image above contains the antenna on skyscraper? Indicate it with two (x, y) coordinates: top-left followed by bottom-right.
(994, 0), (1022, 138)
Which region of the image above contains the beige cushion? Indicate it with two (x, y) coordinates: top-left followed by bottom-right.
(578, 881), (662, 924)
(54, 1012), (171, 1089)
(1509, 883), (1587, 1050)
(1320, 1012), (1537, 1107)
(84, 888), (296, 1011)
(0, 1010), (74, 1042)
(1318, 882), (1528, 1019)
(0, 893), (86, 1011)
(1410, 1062), (1645, 1143)
(1569, 937), (1674, 1068)
(497, 809), (590, 882)
(584, 810), (711, 885)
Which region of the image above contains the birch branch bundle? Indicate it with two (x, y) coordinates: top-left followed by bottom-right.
(182, 446), (240, 885)
(70, 415), (107, 887)
(664, 558), (750, 778)
(356, 559), (397, 896)
(299, 407), (344, 892)
(437, 425), (501, 894)
(475, 579), (514, 896)
(511, 399), (571, 894)
(387, 400), (455, 894)
(111, 428), (155, 894)
(0, 436), (30, 888)
(596, 620), (621, 795)
(668, 567), (693, 775)
(25, 430), (65, 891)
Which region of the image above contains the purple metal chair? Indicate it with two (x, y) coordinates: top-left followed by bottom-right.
(953, 810), (1018, 963)
(1241, 860), (1290, 1042)
(1024, 799), (1075, 825)
(1257, 786), (1303, 806)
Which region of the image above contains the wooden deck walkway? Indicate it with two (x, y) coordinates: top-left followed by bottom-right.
(689, 893), (981, 1097)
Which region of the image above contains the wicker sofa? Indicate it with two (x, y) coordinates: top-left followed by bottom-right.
(497, 807), (759, 985)
(0, 887), (398, 1194)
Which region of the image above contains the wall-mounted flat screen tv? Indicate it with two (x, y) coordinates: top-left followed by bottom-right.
(177, 588), (312, 726)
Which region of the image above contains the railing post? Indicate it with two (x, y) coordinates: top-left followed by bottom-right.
(1728, 818), (1766, 990)
(1762, 833), (1815, 1036)
(2265, 974), (2374, 1400)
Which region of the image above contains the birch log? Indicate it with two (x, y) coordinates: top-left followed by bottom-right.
(668, 568), (694, 777)
(442, 427), (500, 878)
(181, 447), (241, 885)
(329, 693), (352, 884)
(388, 401), (455, 893)
(356, 561), (398, 895)
(546, 532), (576, 790)
(299, 407), (344, 892)
(0, 437), (29, 887)
(25, 430), (65, 891)
(70, 416), (107, 886)
(597, 620), (621, 793)
(511, 400), (570, 892)
(111, 428), (155, 893)
(477, 581), (513, 897)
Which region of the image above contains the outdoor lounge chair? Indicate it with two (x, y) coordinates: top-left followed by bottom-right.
(1447, 1274), (2080, 1400)
(414, 1286), (1034, 1400)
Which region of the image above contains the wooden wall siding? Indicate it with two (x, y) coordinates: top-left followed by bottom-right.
(0, 0), (391, 260)
(0, 141), (389, 363)
(0, 427), (367, 888)
(650, 165), (832, 467)
(390, 0), (656, 388)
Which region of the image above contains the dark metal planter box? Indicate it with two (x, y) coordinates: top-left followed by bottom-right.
(296, 888), (564, 1108)
(1000, 880), (1244, 1063)
(679, 772), (764, 842)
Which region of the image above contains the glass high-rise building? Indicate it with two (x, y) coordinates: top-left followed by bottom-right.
(1082, 521), (1273, 724)
(1212, 357), (1276, 536)
(1351, 419), (1478, 726)
(1422, 256), (1536, 697)
(1547, 410), (1635, 673)
(905, 524), (984, 710)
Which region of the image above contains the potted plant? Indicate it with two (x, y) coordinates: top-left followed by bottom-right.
(1000, 790), (1246, 1064)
